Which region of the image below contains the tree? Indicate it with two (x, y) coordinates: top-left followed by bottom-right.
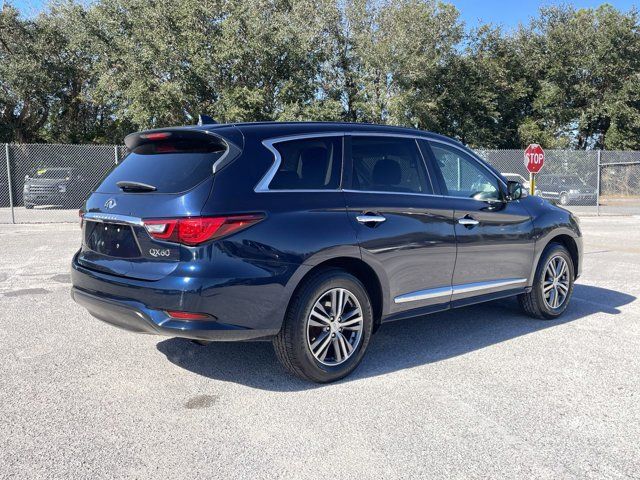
(2, 0), (640, 150)
(516, 5), (640, 149)
(0, 5), (62, 142)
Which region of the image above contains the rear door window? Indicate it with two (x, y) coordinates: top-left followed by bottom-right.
(350, 136), (432, 194)
(96, 139), (227, 194)
(268, 136), (342, 190)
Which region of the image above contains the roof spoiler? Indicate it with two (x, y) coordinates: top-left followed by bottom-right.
(124, 128), (226, 150)
(123, 128), (241, 174)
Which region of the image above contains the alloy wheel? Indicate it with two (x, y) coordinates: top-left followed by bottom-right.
(543, 255), (570, 309)
(306, 288), (364, 366)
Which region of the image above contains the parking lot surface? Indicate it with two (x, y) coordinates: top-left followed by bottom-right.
(0, 217), (639, 479)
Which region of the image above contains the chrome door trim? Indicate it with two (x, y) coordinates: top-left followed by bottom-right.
(394, 278), (528, 304)
(83, 212), (144, 226)
(394, 286), (453, 304)
(451, 278), (527, 295)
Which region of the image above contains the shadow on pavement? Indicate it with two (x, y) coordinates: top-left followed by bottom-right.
(155, 284), (635, 391)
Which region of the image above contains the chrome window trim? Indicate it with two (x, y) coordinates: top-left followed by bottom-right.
(211, 146), (230, 174)
(349, 131), (427, 140)
(254, 130), (507, 196)
(83, 212), (144, 226)
(394, 278), (528, 304)
(341, 189), (504, 205)
(341, 189), (442, 199)
(254, 132), (346, 192)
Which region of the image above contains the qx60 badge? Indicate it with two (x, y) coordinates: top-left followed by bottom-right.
(104, 198), (117, 209)
(149, 248), (171, 257)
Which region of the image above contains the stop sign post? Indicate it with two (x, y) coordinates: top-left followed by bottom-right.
(524, 144), (545, 195)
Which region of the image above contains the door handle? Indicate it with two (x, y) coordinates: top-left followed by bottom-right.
(356, 214), (386, 224)
(458, 217), (479, 226)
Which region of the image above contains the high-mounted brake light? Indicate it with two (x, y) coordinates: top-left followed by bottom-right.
(140, 132), (172, 141)
(143, 214), (264, 246)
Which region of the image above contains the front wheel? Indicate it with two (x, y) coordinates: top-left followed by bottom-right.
(273, 269), (374, 383)
(518, 243), (575, 320)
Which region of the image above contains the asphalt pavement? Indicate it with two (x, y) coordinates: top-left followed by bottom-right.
(0, 217), (638, 479)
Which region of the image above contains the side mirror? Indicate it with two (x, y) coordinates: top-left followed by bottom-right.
(506, 181), (524, 201)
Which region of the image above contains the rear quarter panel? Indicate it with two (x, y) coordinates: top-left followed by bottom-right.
(202, 132), (361, 329)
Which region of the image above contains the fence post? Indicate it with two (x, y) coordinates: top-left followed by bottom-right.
(5, 144), (15, 224)
(596, 150), (601, 216)
(114, 145), (120, 165)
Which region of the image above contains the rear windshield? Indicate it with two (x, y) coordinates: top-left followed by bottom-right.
(95, 140), (226, 194)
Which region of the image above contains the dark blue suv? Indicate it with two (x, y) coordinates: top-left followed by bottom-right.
(71, 122), (582, 382)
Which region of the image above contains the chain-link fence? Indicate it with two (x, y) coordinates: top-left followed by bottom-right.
(476, 149), (640, 216)
(1, 144), (121, 224)
(599, 151), (640, 216)
(0, 143), (639, 223)
(478, 149), (599, 216)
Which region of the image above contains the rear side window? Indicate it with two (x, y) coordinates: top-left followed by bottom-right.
(350, 136), (432, 194)
(96, 139), (226, 194)
(268, 136), (342, 190)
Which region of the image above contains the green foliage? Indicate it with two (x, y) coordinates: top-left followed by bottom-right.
(1, 0), (640, 149)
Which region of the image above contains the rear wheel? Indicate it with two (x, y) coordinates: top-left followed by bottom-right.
(273, 269), (374, 383)
(518, 243), (574, 319)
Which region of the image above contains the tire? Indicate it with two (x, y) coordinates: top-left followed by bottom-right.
(518, 243), (575, 320)
(273, 269), (374, 383)
(559, 193), (569, 206)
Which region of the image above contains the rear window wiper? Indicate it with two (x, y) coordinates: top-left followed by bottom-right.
(116, 180), (157, 192)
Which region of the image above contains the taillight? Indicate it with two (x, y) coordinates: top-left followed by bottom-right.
(143, 214), (264, 246)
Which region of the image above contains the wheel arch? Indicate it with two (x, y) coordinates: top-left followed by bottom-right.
(545, 234), (580, 279)
(531, 233), (580, 284)
(284, 257), (386, 332)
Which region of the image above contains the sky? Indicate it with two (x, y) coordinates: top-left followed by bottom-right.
(450, 0), (638, 30)
(4, 0), (639, 29)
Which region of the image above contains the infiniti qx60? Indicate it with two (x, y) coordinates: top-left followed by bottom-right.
(71, 122), (582, 382)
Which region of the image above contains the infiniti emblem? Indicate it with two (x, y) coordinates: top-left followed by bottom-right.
(104, 198), (117, 209)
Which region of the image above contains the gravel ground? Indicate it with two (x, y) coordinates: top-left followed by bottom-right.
(0, 217), (638, 479)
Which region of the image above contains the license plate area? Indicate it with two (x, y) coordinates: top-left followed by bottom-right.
(84, 220), (141, 258)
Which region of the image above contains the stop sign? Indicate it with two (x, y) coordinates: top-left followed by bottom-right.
(524, 144), (545, 173)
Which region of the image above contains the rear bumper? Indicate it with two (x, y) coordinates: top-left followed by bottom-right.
(71, 287), (278, 341)
(70, 251), (299, 341)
